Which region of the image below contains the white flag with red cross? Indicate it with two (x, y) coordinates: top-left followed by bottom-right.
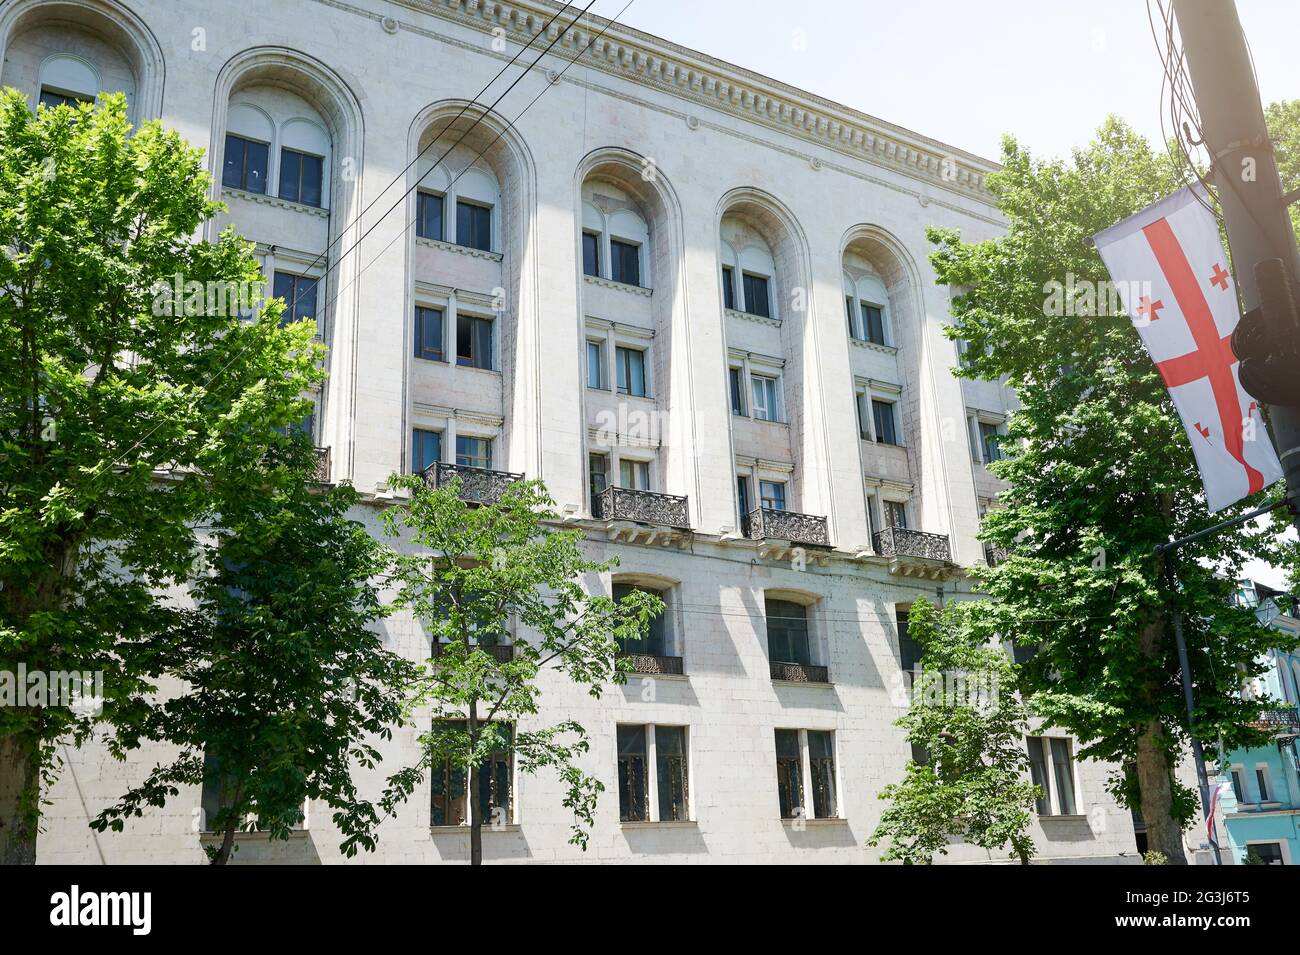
(1092, 185), (1282, 512)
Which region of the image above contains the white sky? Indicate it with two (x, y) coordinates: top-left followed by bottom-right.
(615, 0), (1300, 163)
(614, 0), (1298, 588)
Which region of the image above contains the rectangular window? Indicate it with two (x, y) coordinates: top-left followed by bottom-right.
(222, 133), (269, 194)
(1249, 843), (1285, 865)
(617, 724), (649, 822)
(456, 199), (492, 252)
(612, 583), (668, 656)
(861, 304), (886, 345)
(588, 453), (608, 506)
(896, 608), (923, 677)
(1231, 768), (1246, 803)
(1256, 767), (1271, 802)
(980, 421), (1003, 462)
(619, 458), (650, 491)
(845, 296), (857, 337)
(1028, 736), (1078, 816)
(272, 271), (318, 328)
(455, 435), (492, 470)
(885, 500), (907, 530)
(582, 232), (600, 277)
(411, 428), (442, 474)
(615, 346), (647, 397)
(751, 374), (779, 422)
(872, 399), (899, 445)
(456, 314), (493, 370)
(655, 726), (689, 822)
(610, 239), (641, 287)
(278, 147), (324, 207)
(586, 340), (605, 389)
(737, 475), (752, 531)
(200, 750), (233, 832)
(413, 306), (444, 362)
(416, 191), (444, 241)
(721, 266), (736, 310)
(742, 272), (771, 318)
(856, 392), (871, 439)
(729, 367), (746, 416)
(429, 722), (512, 827)
(1027, 737), (1052, 815)
(808, 730), (837, 819)
(759, 480), (786, 511)
(775, 729), (804, 820)
(766, 597), (811, 665)
(39, 88), (92, 110)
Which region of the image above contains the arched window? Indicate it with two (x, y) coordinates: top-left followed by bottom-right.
(37, 54), (99, 108)
(719, 223), (777, 320)
(412, 138), (501, 253)
(580, 181), (649, 288)
(222, 88), (332, 209)
(842, 266), (891, 346)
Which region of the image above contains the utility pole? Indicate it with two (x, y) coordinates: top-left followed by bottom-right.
(1173, 0), (1300, 522)
(1170, 0), (1300, 865)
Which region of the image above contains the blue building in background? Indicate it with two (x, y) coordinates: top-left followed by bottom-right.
(1214, 581), (1300, 865)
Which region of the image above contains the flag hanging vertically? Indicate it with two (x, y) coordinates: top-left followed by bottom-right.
(1093, 185), (1282, 511)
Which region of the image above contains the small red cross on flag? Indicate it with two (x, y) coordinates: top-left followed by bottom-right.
(1093, 185), (1282, 512)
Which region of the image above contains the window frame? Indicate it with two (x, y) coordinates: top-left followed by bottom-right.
(413, 304), (445, 362)
(750, 373), (781, 423)
(871, 398), (900, 446)
(741, 271), (772, 318)
(609, 238), (642, 287)
(1027, 735), (1080, 817)
(456, 312), (495, 370)
(222, 132), (270, 195)
(455, 434), (493, 470)
(416, 189), (446, 242)
(411, 428), (443, 474)
(455, 197), (493, 252)
(615, 345), (649, 398)
(278, 145), (325, 207)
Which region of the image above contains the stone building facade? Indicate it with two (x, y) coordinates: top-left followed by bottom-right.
(5, 0), (1140, 863)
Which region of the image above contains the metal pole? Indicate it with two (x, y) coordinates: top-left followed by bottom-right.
(1161, 556), (1222, 865)
(1172, 0), (1300, 528)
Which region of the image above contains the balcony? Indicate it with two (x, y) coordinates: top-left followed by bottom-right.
(422, 461), (522, 505)
(311, 446), (331, 483)
(745, 507), (830, 549)
(872, 526), (956, 580)
(620, 653), (684, 676)
(770, 661), (830, 684)
(1248, 705), (1300, 732)
(431, 641), (514, 665)
(983, 542), (1009, 567)
(594, 486), (690, 528)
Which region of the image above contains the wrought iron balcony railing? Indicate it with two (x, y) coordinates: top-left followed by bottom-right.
(621, 653), (685, 676)
(745, 507), (830, 547)
(311, 446), (331, 483)
(422, 461), (523, 505)
(873, 526), (952, 563)
(770, 661), (830, 684)
(593, 486), (690, 529)
(983, 542), (1009, 567)
(431, 641), (514, 665)
(1250, 705), (1300, 730)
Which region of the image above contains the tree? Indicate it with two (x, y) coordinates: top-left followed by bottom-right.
(869, 599), (1040, 865)
(928, 117), (1295, 864)
(0, 90), (322, 863)
(1265, 99), (1300, 237)
(375, 473), (663, 865)
(89, 435), (418, 864)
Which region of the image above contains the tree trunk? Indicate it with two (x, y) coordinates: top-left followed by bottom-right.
(1136, 718), (1187, 864)
(0, 731), (40, 865)
(210, 823), (237, 865)
(467, 699), (482, 866)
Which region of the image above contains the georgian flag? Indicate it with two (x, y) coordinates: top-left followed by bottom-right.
(1092, 185), (1282, 512)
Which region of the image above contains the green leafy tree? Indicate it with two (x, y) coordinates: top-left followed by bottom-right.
(0, 91), (321, 863)
(90, 435), (418, 864)
(870, 599), (1039, 865)
(1265, 99), (1300, 237)
(375, 474), (662, 865)
(929, 117), (1294, 864)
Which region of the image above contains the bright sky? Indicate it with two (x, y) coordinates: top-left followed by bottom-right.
(615, 0), (1300, 164)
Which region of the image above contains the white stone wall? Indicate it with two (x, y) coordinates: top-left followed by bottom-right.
(3, 0), (1140, 863)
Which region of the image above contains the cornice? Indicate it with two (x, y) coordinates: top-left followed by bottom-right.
(380, 0), (999, 204)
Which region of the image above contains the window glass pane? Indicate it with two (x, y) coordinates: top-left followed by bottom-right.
(611, 239), (641, 286)
(736, 476), (751, 533)
(751, 376), (777, 421)
(222, 134), (244, 189)
(457, 315), (492, 369)
(582, 232), (600, 277)
(616, 347), (647, 397)
(759, 481), (786, 511)
(655, 726), (689, 822)
(457, 200), (492, 251)
(1049, 738), (1076, 815)
(722, 266), (735, 310)
(766, 598), (810, 664)
(278, 147), (302, 203)
(414, 306), (444, 361)
(980, 422), (1003, 462)
(589, 453), (608, 506)
(807, 730), (836, 819)
(743, 273), (771, 317)
(897, 608), (923, 677)
(1231, 769), (1245, 802)
(617, 725), (648, 822)
(863, 304), (885, 344)
(455, 436), (491, 470)
(417, 192), (444, 241)
(1027, 737), (1052, 814)
(586, 341), (603, 388)
(273, 272), (317, 327)
(299, 153), (323, 207)
(411, 429), (441, 473)
(872, 400), (898, 445)
(774, 729), (803, 819)
(224, 134), (268, 194)
(612, 583), (666, 656)
(1256, 768), (1270, 802)
(885, 500), (907, 530)
(845, 296), (857, 337)
(619, 459), (649, 491)
(729, 367), (745, 415)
